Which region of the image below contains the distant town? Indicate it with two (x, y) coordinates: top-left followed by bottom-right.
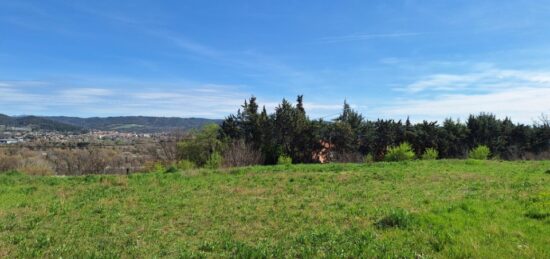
(0, 114), (220, 146)
(0, 125), (156, 146)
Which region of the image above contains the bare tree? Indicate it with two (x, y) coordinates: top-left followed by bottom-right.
(222, 140), (263, 167)
(538, 113), (550, 127)
(157, 130), (190, 163)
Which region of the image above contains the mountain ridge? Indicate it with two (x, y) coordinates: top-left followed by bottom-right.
(0, 114), (221, 133)
(0, 114), (83, 132)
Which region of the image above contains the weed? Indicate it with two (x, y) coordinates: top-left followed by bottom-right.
(376, 208), (416, 229)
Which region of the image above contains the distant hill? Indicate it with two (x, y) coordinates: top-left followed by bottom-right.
(0, 114), (83, 132)
(0, 114), (221, 133)
(44, 116), (222, 133)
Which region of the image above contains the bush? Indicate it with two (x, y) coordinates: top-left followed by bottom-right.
(222, 140), (263, 167)
(164, 165), (178, 173)
(364, 153), (374, 163)
(205, 152), (223, 169)
(331, 151), (364, 163)
(153, 162), (166, 173)
(0, 152), (20, 172)
(422, 148), (439, 160)
(18, 157), (54, 176)
(384, 142), (415, 162)
(176, 160), (196, 171)
(277, 155), (292, 165)
(468, 145), (491, 160)
(177, 124), (224, 167)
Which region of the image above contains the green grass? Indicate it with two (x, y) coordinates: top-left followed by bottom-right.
(1, 160), (549, 258)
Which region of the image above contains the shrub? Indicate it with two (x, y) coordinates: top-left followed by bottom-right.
(384, 142), (415, 162)
(468, 145), (491, 160)
(422, 148), (439, 160)
(177, 124), (224, 167)
(164, 165), (178, 173)
(47, 148), (123, 175)
(153, 162), (166, 173)
(331, 152), (364, 163)
(176, 160), (196, 171)
(18, 157), (54, 176)
(205, 152), (223, 169)
(222, 140), (263, 167)
(0, 152), (20, 172)
(277, 155), (292, 165)
(364, 153), (374, 163)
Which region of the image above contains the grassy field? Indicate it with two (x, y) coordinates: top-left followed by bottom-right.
(1, 160), (549, 258)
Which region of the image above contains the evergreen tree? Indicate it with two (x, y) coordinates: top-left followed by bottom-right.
(439, 118), (469, 158)
(412, 120), (439, 156)
(332, 101), (364, 154)
(218, 96), (549, 164)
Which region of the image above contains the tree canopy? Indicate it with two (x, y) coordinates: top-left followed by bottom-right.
(218, 96), (550, 164)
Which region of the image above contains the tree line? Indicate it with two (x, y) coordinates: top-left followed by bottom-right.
(196, 95), (550, 165)
(3, 95), (549, 175)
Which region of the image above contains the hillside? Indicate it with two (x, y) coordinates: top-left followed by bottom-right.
(0, 114), (83, 132)
(1, 160), (549, 257)
(0, 114), (221, 133)
(44, 116), (222, 133)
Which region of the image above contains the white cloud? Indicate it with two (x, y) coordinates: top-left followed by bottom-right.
(0, 82), (44, 103)
(304, 103), (342, 110)
(401, 68), (550, 93)
(59, 88), (113, 97)
(54, 88), (114, 105)
(381, 65), (550, 123)
(3, 64), (548, 123)
(0, 79), (346, 118)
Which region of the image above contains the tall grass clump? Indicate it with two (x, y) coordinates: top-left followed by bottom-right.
(422, 148), (439, 160)
(384, 142), (415, 162)
(376, 208), (416, 229)
(468, 145), (491, 160)
(176, 160), (196, 171)
(277, 155), (293, 165)
(205, 152), (223, 169)
(364, 153), (374, 163)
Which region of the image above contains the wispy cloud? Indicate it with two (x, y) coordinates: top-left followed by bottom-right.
(0, 82), (45, 104)
(380, 87), (550, 123)
(399, 67), (550, 93)
(0, 80), (242, 117)
(160, 33), (222, 59)
(317, 32), (424, 43)
(0, 80), (343, 118)
(379, 65), (550, 122)
(0, 2), (89, 37)
(57, 88), (114, 104)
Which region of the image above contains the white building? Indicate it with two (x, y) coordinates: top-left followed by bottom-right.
(0, 139), (18, 144)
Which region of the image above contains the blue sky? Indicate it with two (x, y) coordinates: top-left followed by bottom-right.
(1, 0), (550, 122)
